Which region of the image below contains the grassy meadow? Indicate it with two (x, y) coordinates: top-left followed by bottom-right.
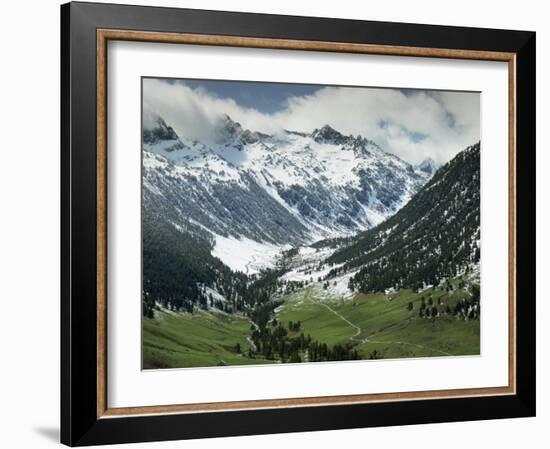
(276, 279), (480, 360)
(143, 309), (271, 369)
(143, 277), (479, 369)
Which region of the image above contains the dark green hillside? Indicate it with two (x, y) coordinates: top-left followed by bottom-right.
(142, 210), (241, 316)
(327, 143), (480, 293)
(142, 210), (288, 318)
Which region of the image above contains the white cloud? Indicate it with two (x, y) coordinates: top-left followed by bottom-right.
(143, 78), (479, 165)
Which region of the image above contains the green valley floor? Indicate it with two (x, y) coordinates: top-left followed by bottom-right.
(143, 280), (479, 369)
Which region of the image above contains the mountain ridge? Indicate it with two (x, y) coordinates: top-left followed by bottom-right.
(326, 142), (480, 293)
(142, 113), (427, 263)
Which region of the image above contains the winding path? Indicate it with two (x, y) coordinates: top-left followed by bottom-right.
(318, 302), (362, 341)
(308, 289), (453, 356)
(307, 290), (363, 342)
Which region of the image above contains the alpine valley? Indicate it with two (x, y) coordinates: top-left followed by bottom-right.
(142, 114), (481, 369)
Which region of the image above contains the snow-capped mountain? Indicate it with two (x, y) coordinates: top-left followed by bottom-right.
(327, 143), (480, 292)
(415, 157), (439, 178)
(143, 114), (427, 271)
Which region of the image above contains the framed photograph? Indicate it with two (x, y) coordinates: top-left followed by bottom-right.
(61, 2), (536, 446)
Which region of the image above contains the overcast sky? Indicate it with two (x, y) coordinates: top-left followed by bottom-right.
(143, 78), (480, 165)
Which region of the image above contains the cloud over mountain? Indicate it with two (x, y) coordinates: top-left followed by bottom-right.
(143, 78), (479, 165)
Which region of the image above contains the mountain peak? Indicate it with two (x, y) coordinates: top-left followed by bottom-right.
(217, 114), (262, 146)
(415, 157), (439, 176)
(219, 114), (244, 136)
(143, 115), (179, 144)
(311, 124), (347, 144)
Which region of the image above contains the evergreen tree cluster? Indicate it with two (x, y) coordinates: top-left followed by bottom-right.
(249, 319), (360, 363)
(413, 285), (480, 321)
(452, 284), (480, 320)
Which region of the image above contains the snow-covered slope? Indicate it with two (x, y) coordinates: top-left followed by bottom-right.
(143, 114), (427, 271)
(327, 143), (481, 292)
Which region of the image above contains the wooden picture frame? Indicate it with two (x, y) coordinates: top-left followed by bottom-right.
(61, 1), (535, 446)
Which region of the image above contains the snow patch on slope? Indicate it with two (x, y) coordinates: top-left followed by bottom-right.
(212, 235), (290, 274)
